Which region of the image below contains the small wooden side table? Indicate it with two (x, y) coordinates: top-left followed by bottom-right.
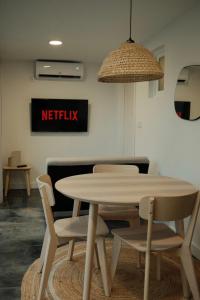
(3, 165), (31, 197)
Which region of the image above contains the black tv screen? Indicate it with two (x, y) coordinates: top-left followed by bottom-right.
(31, 98), (88, 132)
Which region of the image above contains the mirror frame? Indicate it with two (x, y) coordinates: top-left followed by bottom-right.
(174, 65), (200, 121)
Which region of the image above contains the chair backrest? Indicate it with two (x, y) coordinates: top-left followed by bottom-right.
(36, 175), (56, 239)
(37, 174), (55, 206)
(139, 192), (198, 222)
(139, 191), (200, 251)
(148, 161), (160, 175)
(93, 164), (139, 174)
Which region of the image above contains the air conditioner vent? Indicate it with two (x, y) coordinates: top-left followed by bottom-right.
(38, 74), (81, 79)
(35, 60), (84, 80)
(177, 68), (189, 84)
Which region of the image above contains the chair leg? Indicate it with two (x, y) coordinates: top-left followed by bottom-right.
(128, 218), (136, 227)
(128, 219), (142, 269)
(136, 252), (142, 269)
(180, 248), (200, 300)
(96, 238), (111, 296)
(94, 243), (100, 269)
(156, 254), (161, 281)
(24, 170), (31, 196)
(4, 170), (10, 197)
(144, 251), (151, 300)
(66, 239), (75, 261)
(111, 236), (122, 281)
(180, 263), (191, 299)
(38, 228), (49, 273)
(37, 238), (57, 300)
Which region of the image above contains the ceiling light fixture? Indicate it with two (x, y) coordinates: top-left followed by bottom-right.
(98, 0), (164, 83)
(49, 40), (63, 46)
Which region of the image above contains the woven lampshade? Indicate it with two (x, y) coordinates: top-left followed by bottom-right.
(98, 41), (164, 83)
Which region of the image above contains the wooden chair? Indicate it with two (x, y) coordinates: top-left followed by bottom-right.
(93, 164), (140, 227)
(36, 174), (110, 300)
(111, 192), (200, 300)
(147, 160), (159, 176)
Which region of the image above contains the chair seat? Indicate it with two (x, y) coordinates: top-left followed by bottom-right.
(112, 223), (183, 252)
(99, 204), (138, 220)
(55, 215), (109, 238)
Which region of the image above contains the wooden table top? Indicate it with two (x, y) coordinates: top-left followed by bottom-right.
(55, 173), (197, 205)
(3, 165), (31, 170)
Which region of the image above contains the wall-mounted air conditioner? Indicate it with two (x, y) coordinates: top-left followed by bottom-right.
(177, 68), (189, 84)
(35, 60), (84, 80)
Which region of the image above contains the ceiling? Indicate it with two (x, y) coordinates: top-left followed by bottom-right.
(0, 0), (197, 63)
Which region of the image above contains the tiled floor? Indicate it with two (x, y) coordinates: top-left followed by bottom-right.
(0, 189), (129, 300)
(0, 189), (45, 300)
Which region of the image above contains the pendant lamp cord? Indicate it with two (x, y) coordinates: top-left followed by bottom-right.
(127, 0), (134, 43)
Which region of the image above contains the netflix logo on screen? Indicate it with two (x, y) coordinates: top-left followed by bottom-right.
(41, 110), (78, 121)
(31, 99), (88, 132)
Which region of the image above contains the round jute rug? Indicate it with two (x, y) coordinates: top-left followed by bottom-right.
(21, 240), (200, 300)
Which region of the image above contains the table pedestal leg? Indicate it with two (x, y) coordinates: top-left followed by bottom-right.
(83, 203), (98, 300)
(4, 171), (10, 197)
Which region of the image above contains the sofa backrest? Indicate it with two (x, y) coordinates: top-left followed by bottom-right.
(46, 156), (149, 216)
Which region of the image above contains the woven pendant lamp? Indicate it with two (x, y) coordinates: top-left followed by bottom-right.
(98, 0), (164, 83)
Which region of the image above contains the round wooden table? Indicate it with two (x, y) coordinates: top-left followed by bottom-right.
(55, 173), (196, 300)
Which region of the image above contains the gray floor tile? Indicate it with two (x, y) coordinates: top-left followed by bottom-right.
(0, 189), (44, 290)
(0, 287), (21, 300)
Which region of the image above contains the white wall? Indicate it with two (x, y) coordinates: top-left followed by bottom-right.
(134, 3), (200, 258)
(1, 62), (124, 188)
(0, 64), (2, 202)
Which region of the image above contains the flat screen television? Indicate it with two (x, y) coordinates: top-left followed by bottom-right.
(31, 98), (88, 132)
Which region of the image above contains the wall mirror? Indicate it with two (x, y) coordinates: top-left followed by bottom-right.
(174, 65), (200, 120)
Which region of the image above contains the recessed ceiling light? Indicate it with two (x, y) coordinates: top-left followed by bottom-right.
(49, 40), (63, 46)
